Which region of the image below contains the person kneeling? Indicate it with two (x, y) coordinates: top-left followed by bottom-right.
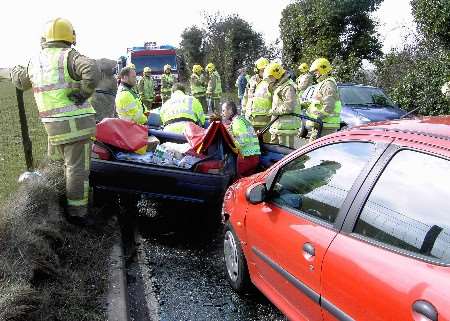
(222, 101), (261, 177)
(160, 83), (206, 134)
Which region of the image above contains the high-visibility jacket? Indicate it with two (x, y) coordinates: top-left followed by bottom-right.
(269, 76), (302, 136)
(242, 74), (262, 115)
(160, 90), (206, 134)
(115, 84), (148, 125)
(296, 73), (314, 98)
(207, 71), (222, 98)
(230, 115), (261, 157)
(190, 73), (206, 97)
(29, 47), (96, 119)
(138, 76), (155, 100)
(161, 73), (175, 95)
(245, 79), (272, 127)
(29, 47), (96, 145)
(306, 77), (342, 129)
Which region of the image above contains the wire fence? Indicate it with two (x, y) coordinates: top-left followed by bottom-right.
(0, 80), (47, 202)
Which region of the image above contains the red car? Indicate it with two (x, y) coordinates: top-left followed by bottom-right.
(222, 116), (450, 321)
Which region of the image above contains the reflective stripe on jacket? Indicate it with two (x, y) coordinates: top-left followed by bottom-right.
(161, 73), (175, 94)
(242, 74), (261, 115)
(115, 84), (148, 125)
(160, 91), (206, 133)
(230, 115), (261, 157)
(246, 79), (272, 127)
(207, 71), (222, 98)
(138, 76), (155, 100)
(29, 47), (95, 118)
(269, 76), (301, 135)
(306, 77), (342, 128)
(190, 73), (206, 97)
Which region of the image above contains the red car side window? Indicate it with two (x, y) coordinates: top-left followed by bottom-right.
(354, 150), (450, 265)
(269, 142), (375, 224)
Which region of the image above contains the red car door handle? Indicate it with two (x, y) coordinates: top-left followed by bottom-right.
(303, 243), (315, 257)
(412, 300), (437, 321)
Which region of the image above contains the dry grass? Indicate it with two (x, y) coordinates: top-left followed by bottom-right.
(0, 163), (116, 321)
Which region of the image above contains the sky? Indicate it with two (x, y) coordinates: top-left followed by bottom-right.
(0, 0), (415, 67)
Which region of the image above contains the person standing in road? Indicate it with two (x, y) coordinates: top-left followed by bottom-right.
(161, 64), (175, 103)
(190, 64), (207, 114)
(242, 57), (269, 117)
(115, 66), (149, 125)
(11, 18), (100, 226)
(264, 62), (301, 149)
(222, 101), (261, 177)
(306, 58), (342, 142)
(235, 68), (248, 108)
(296, 62), (314, 98)
(137, 66), (155, 109)
(244, 58), (272, 143)
(160, 83), (206, 134)
(206, 63), (222, 114)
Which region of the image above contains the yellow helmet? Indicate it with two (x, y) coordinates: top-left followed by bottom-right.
(298, 63), (309, 73)
(143, 67), (151, 73)
(263, 62), (286, 80)
(310, 58), (332, 75)
(192, 64), (203, 74)
(44, 18), (76, 44)
(255, 57), (269, 70)
(127, 63), (136, 69)
(206, 63), (215, 72)
(164, 64), (171, 72)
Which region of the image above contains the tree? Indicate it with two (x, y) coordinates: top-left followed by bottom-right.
(263, 39), (283, 62)
(375, 41), (450, 115)
(280, 0), (383, 80)
(373, 0), (450, 116)
(179, 26), (206, 71)
(202, 12), (266, 90)
(411, 0), (450, 50)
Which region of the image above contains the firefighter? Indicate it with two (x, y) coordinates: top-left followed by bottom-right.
(137, 66), (155, 109)
(160, 83), (206, 134)
(306, 58), (342, 142)
(190, 64), (207, 114)
(115, 66), (148, 125)
(206, 63), (222, 114)
(296, 62), (314, 98)
(242, 57), (269, 116)
(10, 18), (100, 225)
(245, 58), (272, 142)
(264, 62), (301, 148)
(161, 64), (174, 103)
(222, 101), (261, 177)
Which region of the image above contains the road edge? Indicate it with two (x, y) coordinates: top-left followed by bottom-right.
(106, 226), (130, 321)
(135, 235), (160, 321)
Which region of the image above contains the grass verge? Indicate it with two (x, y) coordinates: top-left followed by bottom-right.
(0, 163), (116, 321)
(0, 80), (47, 204)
